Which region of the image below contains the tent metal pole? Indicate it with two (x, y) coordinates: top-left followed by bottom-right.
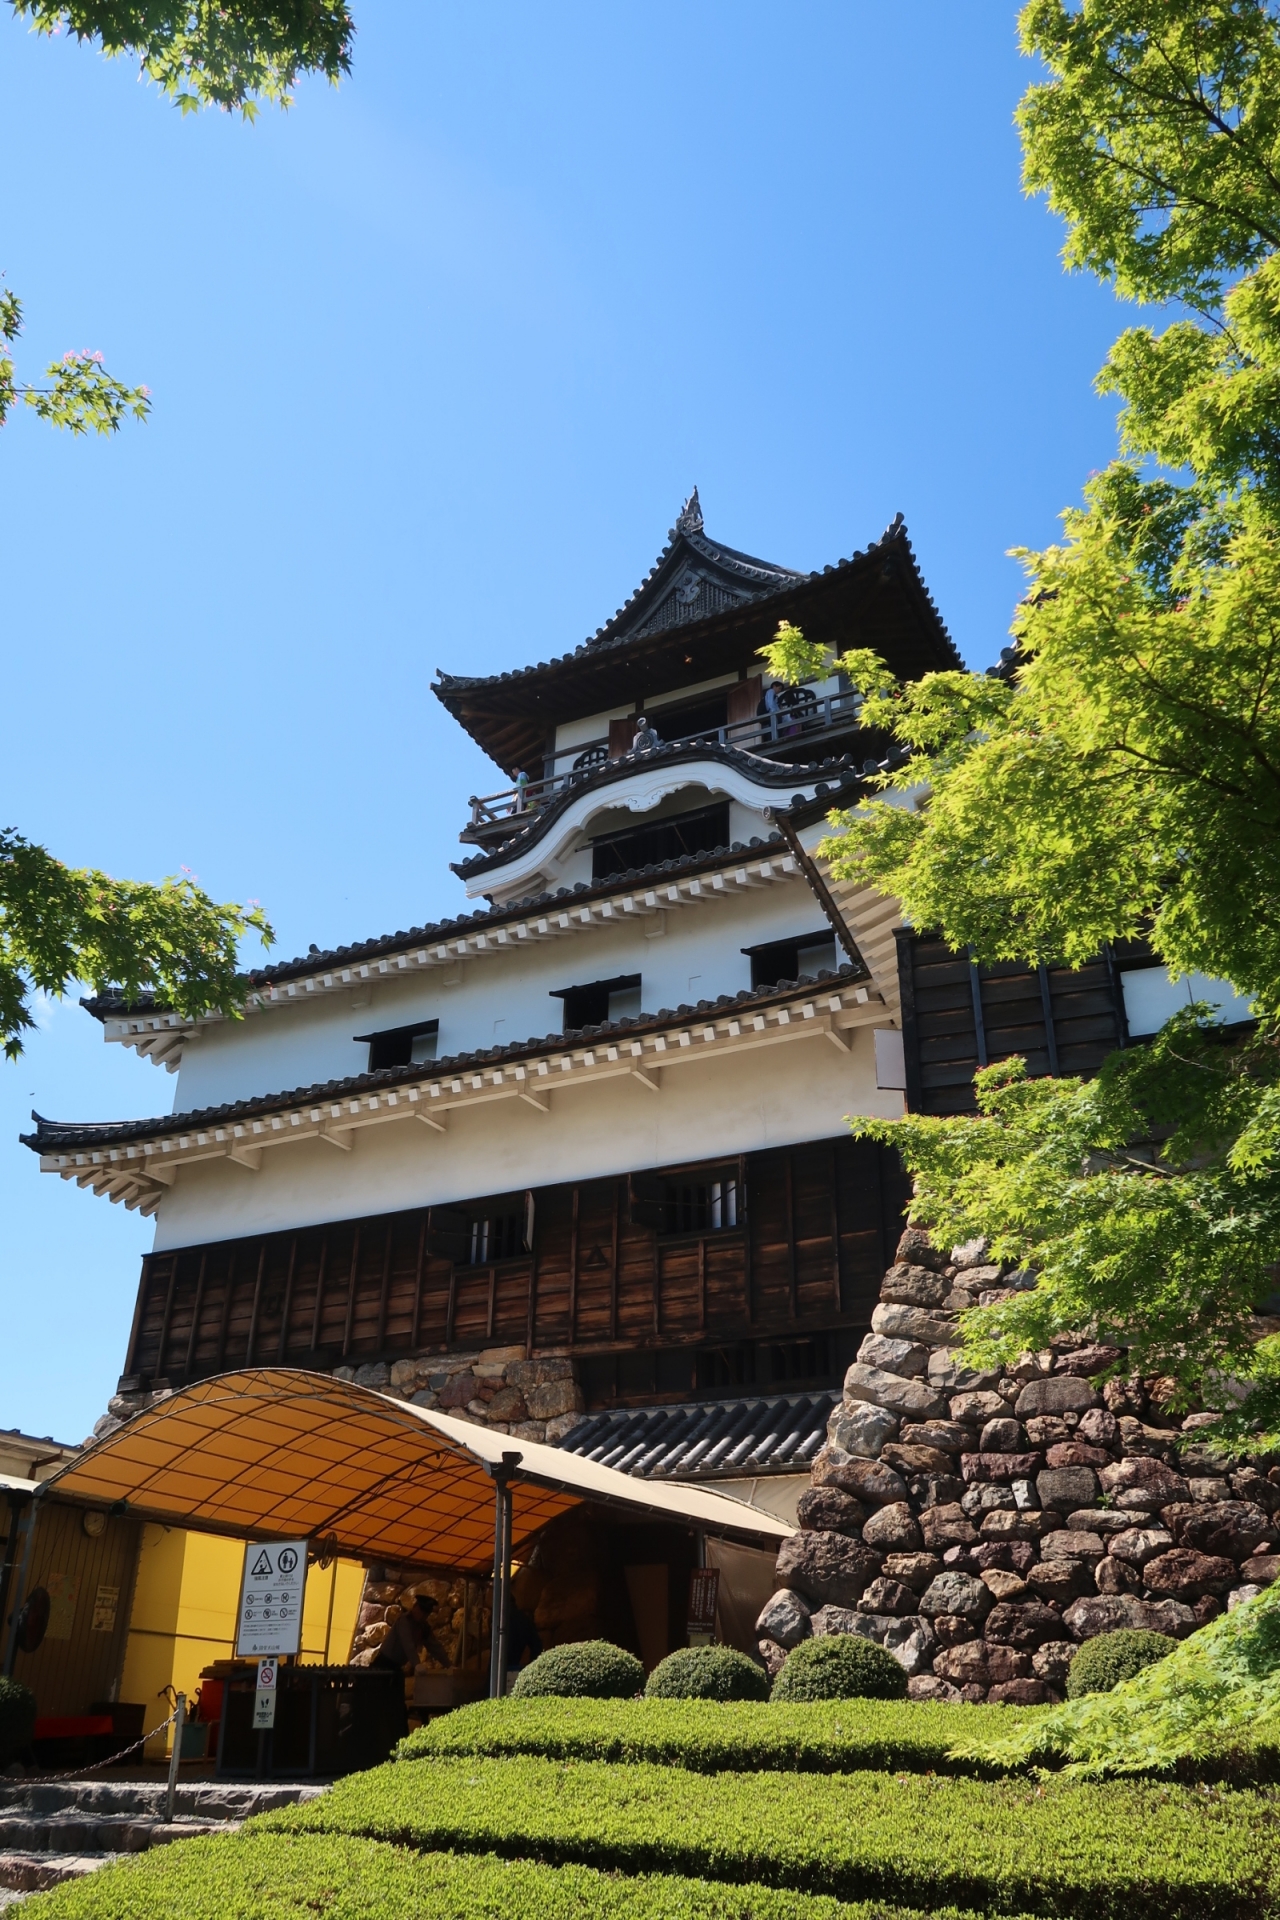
(484, 1450), (521, 1700)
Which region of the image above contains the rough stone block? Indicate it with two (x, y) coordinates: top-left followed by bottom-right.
(1229, 1584), (1263, 1610)
(797, 1487), (866, 1536)
(871, 1303), (958, 1347)
(823, 1401), (899, 1461)
(1095, 1555), (1142, 1595)
(882, 1551), (944, 1593)
(1027, 1558), (1094, 1605)
(1175, 1502), (1271, 1561)
(883, 1442), (954, 1477)
(932, 1612), (979, 1648)
(1241, 1553), (1280, 1585)
(857, 1333), (929, 1378)
(1054, 1342), (1123, 1377)
(980, 1417), (1028, 1454)
(544, 1411), (582, 1444)
(1143, 1547), (1237, 1599)
(920, 1504), (980, 1550)
(756, 1590), (810, 1649)
(1037, 1466), (1100, 1511)
(950, 1237), (990, 1268)
(1045, 1442), (1110, 1470)
(862, 1501), (923, 1553)
(983, 1600), (1065, 1649)
(979, 1509), (1045, 1542)
(895, 1226), (947, 1271)
(950, 1390), (1007, 1426)
(963, 1451), (1043, 1485)
(815, 1456), (909, 1508)
(1040, 1529), (1105, 1561)
(1099, 1457), (1189, 1504)
(1032, 1639), (1076, 1687)
(1015, 1376), (1101, 1418)
(933, 1640), (990, 1685)
(879, 1263), (951, 1309)
(843, 1363), (949, 1422)
(908, 1674), (962, 1702)
(980, 1568), (1029, 1602)
(353, 1361), (390, 1390)
(881, 1613), (937, 1674)
(524, 1379), (585, 1421)
(928, 1349), (1003, 1393)
(919, 1570), (992, 1621)
(901, 1420), (968, 1454)
(988, 1678), (1054, 1706)
(1108, 1527), (1173, 1567)
(508, 1420), (548, 1443)
(858, 1576), (918, 1617)
(775, 1531), (882, 1609)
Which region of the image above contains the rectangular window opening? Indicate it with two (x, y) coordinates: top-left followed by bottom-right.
(591, 801), (730, 883)
(743, 929), (839, 991)
(355, 1019), (440, 1072)
(551, 973), (642, 1033)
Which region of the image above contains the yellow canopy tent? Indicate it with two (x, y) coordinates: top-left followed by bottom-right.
(30, 1369), (792, 1693)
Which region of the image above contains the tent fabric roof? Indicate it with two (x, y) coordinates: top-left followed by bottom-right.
(41, 1370), (791, 1575)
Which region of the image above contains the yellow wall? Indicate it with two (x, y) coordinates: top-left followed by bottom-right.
(119, 1526), (365, 1758)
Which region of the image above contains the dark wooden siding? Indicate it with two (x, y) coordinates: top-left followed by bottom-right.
(6, 1502), (142, 1718)
(897, 930), (1127, 1116)
(123, 1134), (908, 1394)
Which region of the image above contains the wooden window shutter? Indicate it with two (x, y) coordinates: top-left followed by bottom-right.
(628, 1171), (665, 1229)
(608, 716), (634, 759)
(424, 1206), (471, 1264)
(726, 676), (761, 726)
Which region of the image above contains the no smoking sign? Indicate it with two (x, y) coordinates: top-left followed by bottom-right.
(235, 1538), (309, 1658)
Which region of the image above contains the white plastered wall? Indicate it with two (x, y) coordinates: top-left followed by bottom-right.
(170, 874), (829, 1114)
(150, 1024), (903, 1250)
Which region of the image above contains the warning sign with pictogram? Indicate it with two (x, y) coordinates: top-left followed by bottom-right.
(235, 1538), (309, 1657)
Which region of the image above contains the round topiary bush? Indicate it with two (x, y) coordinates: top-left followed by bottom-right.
(1066, 1628), (1177, 1699)
(511, 1639), (645, 1699)
(0, 1676), (36, 1766)
(645, 1645), (770, 1702)
(771, 1634), (908, 1703)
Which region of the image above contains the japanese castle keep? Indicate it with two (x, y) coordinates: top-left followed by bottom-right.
(26, 495), (1148, 1501)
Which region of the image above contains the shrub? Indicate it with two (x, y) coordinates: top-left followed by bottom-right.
(511, 1640), (644, 1700)
(956, 1581), (1280, 1779)
(397, 1696), (1034, 1776)
(0, 1675), (35, 1765)
(771, 1636), (907, 1703)
(645, 1647), (769, 1703)
(262, 1752), (1280, 1918)
(3, 1829), (1018, 1920)
(1067, 1630), (1177, 1700)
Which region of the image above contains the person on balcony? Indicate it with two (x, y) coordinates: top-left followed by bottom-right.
(632, 716), (661, 753)
(513, 768), (529, 813)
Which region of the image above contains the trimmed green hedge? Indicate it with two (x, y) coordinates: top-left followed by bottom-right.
(512, 1640), (645, 1699)
(396, 1697), (1032, 1776)
(17, 1832), (1017, 1920)
(645, 1647), (770, 1702)
(1067, 1630), (1178, 1700)
(259, 1755), (1279, 1919)
(773, 1638), (907, 1703)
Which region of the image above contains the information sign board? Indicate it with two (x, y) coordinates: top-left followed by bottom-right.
(235, 1539), (308, 1658)
(687, 1567), (719, 1646)
(252, 1656), (278, 1729)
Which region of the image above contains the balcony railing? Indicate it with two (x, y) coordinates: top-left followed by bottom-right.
(466, 684), (863, 834)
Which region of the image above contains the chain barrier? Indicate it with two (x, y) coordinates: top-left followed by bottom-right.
(15, 1704), (182, 1784)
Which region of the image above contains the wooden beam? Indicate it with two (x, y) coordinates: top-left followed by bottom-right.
(376, 1221), (394, 1351)
(184, 1250), (208, 1379)
(519, 1091), (550, 1113)
(216, 1249), (237, 1371)
(785, 1151), (798, 1322)
(411, 1214), (427, 1350)
(568, 1187), (580, 1344)
(310, 1236), (329, 1355)
(229, 1144), (262, 1170)
(276, 1235), (299, 1363)
(967, 948), (989, 1068)
(446, 1258), (458, 1346)
(486, 1264), (496, 1342)
(342, 1226), (361, 1358)
(610, 1181), (620, 1343)
(1037, 963), (1060, 1076)
(245, 1242), (268, 1365)
(697, 1236), (706, 1332)
(630, 1066), (661, 1092)
(829, 1140), (842, 1312)
(157, 1256), (179, 1379)
(415, 1110), (447, 1132)
(124, 1257), (152, 1378)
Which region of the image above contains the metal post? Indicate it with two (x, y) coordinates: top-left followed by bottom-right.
(1, 1493), (41, 1677)
(485, 1451), (521, 1699)
(165, 1693), (186, 1822)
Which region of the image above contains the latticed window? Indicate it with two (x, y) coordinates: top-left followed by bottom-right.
(660, 1174), (738, 1235)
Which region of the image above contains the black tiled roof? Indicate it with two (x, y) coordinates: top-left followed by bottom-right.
(451, 739), (866, 879)
(558, 1391), (837, 1479)
(81, 830), (825, 1019)
(27, 963), (867, 1156)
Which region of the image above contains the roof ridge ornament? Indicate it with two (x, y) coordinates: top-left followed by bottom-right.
(675, 487), (703, 536)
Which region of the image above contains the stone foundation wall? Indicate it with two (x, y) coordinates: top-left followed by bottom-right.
(755, 1228), (1280, 1704)
(96, 1346), (586, 1447)
(348, 1565), (492, 1667)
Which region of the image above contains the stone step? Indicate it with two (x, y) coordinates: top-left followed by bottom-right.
(0, 1849), (123, 1894)
(0, 1813), (232, 1856)
(0, 1781), (319, 1819)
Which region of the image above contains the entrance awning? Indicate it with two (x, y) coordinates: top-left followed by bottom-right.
(41, 1369), (792, 1573)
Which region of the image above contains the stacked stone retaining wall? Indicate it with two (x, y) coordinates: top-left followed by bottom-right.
(755, 1228), (1280, 1703)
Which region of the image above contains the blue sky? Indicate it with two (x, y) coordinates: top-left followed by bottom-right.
(0, 2), (1127, 1443)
